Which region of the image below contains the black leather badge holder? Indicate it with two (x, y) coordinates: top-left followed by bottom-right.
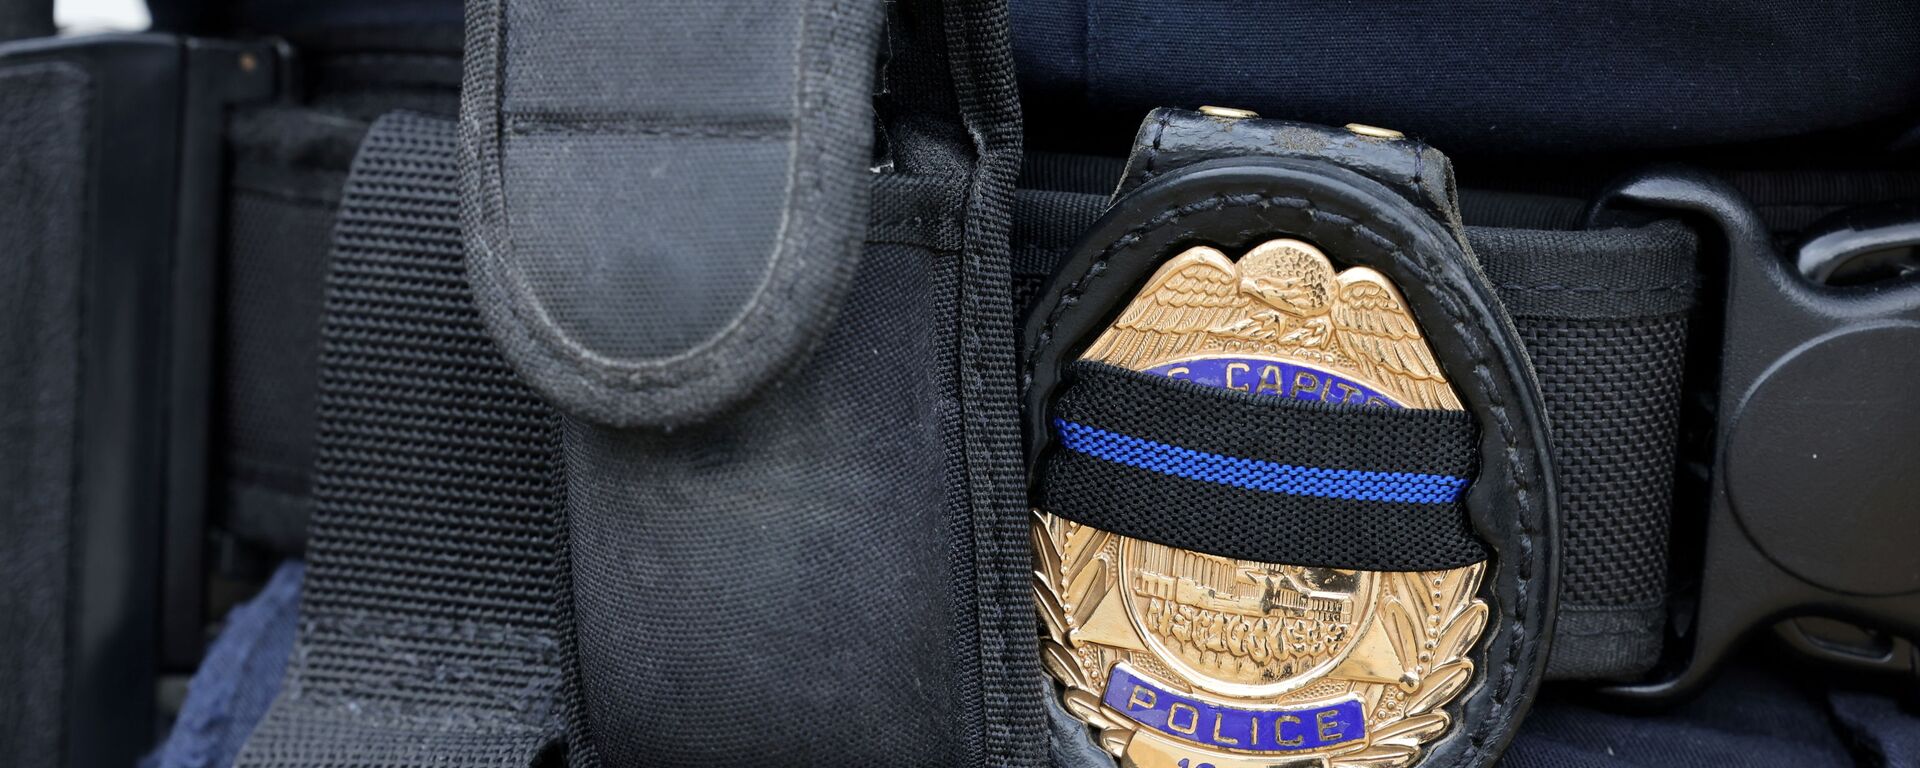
(1023, 109), (1560, 768)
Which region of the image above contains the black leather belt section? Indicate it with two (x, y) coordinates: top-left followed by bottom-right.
(1040, 360), (1483, 571)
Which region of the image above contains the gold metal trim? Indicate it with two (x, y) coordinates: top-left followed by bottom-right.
(1344, 123), (1405, 140)
(1199, 105), (1261, 120)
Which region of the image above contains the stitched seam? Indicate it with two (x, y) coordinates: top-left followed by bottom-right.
(304, 615), (561, 651)
(1493, 283), (1692, 294)
(939, 0), (1038, 761)
(502, 114), (790, 141)
(1411, 143), (1426, 203)
(1557, 600), (1668, 614)
(287, 615), (562, 728)
(477, 0), (857, 402)
(285, 690), (557, 731)
(1140, 111), (1171, 183)
(1374, 212), (1535, 765)
(1025, 194), (1264, 396)
(1026, 193), (1539, 765)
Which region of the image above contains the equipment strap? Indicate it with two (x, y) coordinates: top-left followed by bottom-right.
(237, 112), (570, 767)
(1481, 221), (1697, 679)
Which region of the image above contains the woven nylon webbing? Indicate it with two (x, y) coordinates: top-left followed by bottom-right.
(941, 0), (1049, 764)
(1040, 361), (1483, 570)
(1472, 223), (1697, 679)
(237, 112), (568, 767)
(1521, 313), (1688, 678)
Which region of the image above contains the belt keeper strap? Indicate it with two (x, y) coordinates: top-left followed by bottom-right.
(1472, 221), (1699, 680)
(1039, 361), (1484, 571)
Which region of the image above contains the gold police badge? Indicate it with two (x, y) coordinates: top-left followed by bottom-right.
(1035, 239), (1487, 768)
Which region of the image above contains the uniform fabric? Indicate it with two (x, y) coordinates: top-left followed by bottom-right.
(1010, 0), (1920, 154)
(148, 0), (1920, 158)
(1501, 666), (1920, 767)
(143, 562), (304, 768)
(0, 0), (48, 40)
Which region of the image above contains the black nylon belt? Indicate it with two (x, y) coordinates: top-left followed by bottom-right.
(237, 112), (569, 766)
(1482, 221), (1696, 679)
(1040, 361), (1484, 571)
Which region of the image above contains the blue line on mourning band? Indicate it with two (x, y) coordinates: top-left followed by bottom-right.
(1054, 418), (1468, 504)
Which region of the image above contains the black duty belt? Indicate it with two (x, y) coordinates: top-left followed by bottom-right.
(8, 30), (1920, 768)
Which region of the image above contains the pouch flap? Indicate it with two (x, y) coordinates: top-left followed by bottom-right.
(461, 0), (885, 427)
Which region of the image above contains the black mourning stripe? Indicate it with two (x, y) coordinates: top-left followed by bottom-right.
(1038, 361), (1485, 570)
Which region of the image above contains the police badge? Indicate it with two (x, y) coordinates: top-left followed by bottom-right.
(1024, 108), (1560, 768)
(1033, 237), (1488, 768)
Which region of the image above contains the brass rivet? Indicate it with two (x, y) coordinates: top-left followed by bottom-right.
(1199, 105), (1260, 120)
(238, 53), (258, 73)
(1345, 122), (1405, 139)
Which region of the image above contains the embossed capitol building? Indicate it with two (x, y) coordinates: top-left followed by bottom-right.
(1131, 547), (1358, 627)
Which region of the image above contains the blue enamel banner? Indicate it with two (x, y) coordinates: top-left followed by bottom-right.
(1144, 357), (1398, 408)
(1102, 663), (1366, 753)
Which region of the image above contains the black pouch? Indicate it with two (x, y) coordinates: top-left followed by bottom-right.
(453, 0), (1046, 764)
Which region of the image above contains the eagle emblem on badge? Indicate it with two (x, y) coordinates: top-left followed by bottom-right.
(1035, 239), (1487, 768)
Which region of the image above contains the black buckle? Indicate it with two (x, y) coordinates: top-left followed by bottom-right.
(1586, 168), (1920, 702)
